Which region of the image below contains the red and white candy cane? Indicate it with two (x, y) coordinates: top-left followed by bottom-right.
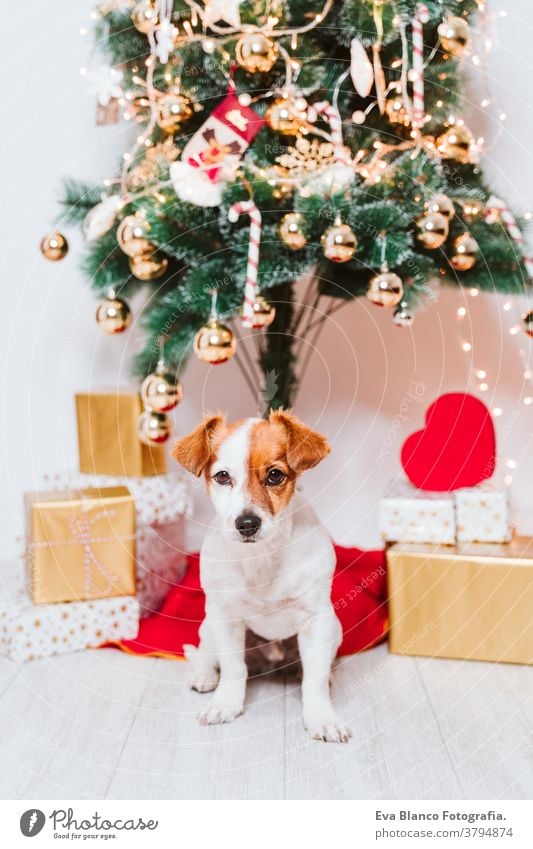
(487, 196), (533, 280)
(412, 3), (430, 129)
(307, 101), (351, 165)
(228, 200), (262, 328)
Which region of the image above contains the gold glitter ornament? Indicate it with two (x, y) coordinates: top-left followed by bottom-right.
(243, 295), (276, 329)
(438, 16), (471, 57)
(321, 217), (357, 263)
(129, 253), (168, 281)
(425, 193), (455, 220)
(40, 232), (68, 261)
(95, 290), (132, 334)
(235, 32), (278, 74)
(416, 211), (449, 249)
(156, 92), (193, 133)
(450, 233), (479, 271)
(136, 410), (172, 445)
(117, 214), (154, 257)
(265, 97), (305, 136)
(367, 270), (404, 308)
(436, 125), (476, 164)
(278, 212), (307, 250)
(141, 363), (182, 412)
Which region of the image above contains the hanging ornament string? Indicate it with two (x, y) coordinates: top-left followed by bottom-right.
(307, 101), (351, 165)
(372, 1), (386, 114)
(398, 18), (413, 124)
(228, 200), (263, 328)
(411, 3), (430, 129)
(486, 196), (533, 281)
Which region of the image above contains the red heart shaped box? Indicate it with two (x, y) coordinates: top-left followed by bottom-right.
(401, 392), (496, 491)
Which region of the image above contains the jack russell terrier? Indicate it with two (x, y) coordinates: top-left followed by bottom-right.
(173, 409), (351, 743)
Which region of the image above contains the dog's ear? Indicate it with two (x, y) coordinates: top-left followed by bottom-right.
(172, 414), (225, 477)
(270, 409), (330, 473)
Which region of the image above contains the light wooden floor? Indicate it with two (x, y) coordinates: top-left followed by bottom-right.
(0, 641), (531, 799)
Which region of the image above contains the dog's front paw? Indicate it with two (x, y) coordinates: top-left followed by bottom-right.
(191, 670), (220, 693)
(198, 701), (244, 725)
(304, 711), (352, 743)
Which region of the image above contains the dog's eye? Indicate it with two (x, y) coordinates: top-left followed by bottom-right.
(266, 468), (285, 486)
(213, 470), (231, 485)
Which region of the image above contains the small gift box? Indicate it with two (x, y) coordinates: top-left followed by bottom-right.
(25, 487), (136, 605)
(0, 573), (139, 662)
(75, 390), (167, 477)
(455, 483), (512, 543)
(379, 480), (456, 545)
(43, 472), (190, 616)
(387, 537), (533, 665)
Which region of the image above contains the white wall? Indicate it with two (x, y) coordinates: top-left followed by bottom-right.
(2, 1), (532, 555)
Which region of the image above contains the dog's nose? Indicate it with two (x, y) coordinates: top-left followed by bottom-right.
(235, 513), (262, 538)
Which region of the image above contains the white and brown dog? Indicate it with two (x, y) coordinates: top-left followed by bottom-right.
(173, 409), (351, 743)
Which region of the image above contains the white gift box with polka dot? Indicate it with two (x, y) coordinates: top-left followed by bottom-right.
(0, 575), (140, 663)
(379, 480), (456, 545)
(455, 483), (512, 543)
(42, 471), (192, 616)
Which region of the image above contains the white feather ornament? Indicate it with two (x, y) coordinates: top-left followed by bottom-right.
(350, 38), (374, 98)
(83, 195), (124, 242)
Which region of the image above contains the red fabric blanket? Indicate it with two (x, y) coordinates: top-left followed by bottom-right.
(108, 545), (388, 660)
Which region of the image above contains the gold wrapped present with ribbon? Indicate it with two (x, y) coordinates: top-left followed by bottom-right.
(387, 537), (533, 665)
(76, 390), (167, 477)
(25, 487), (136, 604)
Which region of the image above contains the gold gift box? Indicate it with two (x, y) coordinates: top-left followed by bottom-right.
(387, 537), (533, 665)
(76, 390), (167, 477)
(26, 487), (136, 605)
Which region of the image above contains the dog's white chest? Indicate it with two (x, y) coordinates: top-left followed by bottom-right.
(236, 584), (310, 641)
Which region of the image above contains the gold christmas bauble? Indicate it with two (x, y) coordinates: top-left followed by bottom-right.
(235, 32), (278, 74)
(367, 271), (404, 308)
(278, 212), (307, 250)
(416, 211), (449, 249)
(523, 310), (533, 338)
(117, 215), (154, 257)
(438, 16), (471, 57)
(244, 295), (276, 329)
(385, 94), (410, 127)
(450, 233), (479, 271)
(393, 303), (414, 327)
(40, 232), (68, 261)
(141, 367), (182, 412)
(156, 92), (193, 133)
(436, 125), (475, 164)
(321, 221), (357, 263)
(131, 1), (158, 34)
(95, 295), (132, 334)
(425, 193), (455, 220)
(136, 410), (172, 445)
(194, 319), (236, 364)
(129, 253), (168, 280)
(265, 98), (304, 136)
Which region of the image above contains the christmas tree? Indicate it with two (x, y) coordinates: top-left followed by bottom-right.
(50, 0), (531, 420)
